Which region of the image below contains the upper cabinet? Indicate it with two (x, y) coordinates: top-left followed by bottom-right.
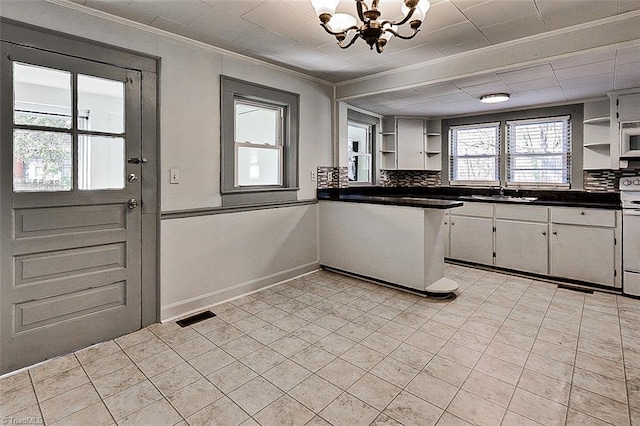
(610, 89), (640, 169)
(384, 116), (442, 171)
(583, 99), (611, 170)
(397, 118), (425, 170)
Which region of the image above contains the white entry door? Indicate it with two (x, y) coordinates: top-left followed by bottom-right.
(1, 43), (144, 373)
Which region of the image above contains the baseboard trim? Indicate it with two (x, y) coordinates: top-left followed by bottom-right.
(160, 262), (320, 322)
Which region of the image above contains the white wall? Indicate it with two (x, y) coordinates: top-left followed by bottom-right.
(1, 0), (333, 321)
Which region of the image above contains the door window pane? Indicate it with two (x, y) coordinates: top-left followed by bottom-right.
(13, 129), (72, 192)
(78, 75), (125, 133)
(78, 136), (125, 190)
(237, 146), (281, 186)
(13, 63), (71, 129)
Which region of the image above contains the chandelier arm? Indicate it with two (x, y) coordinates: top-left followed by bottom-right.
(383, 27), (420, 40)
(380, 7), (416, 28)
(356, 0), (367, 22)
(371, 0), (380, 9)
(320, 22), (360, 36)
(338, 31), (361, 49)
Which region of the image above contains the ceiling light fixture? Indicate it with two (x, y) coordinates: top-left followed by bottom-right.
(480, 93), (510, 103)
(311, 0), (430, 53)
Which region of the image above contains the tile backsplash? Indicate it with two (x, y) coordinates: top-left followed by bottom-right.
(584, 169), (640, 192)
(317, 166), (348, 189)
(379, 170), (442, 187)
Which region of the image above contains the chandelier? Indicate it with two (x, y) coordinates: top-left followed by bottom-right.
(311, 0), (430, 53)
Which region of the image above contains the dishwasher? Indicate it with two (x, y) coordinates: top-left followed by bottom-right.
(621, 176), (640, 296)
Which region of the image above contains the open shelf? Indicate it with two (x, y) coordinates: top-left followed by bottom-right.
(583, 117), (610, 125)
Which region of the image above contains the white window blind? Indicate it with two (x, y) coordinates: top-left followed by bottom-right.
(449, 122), (500, 184)
(506, 116), (571, 186)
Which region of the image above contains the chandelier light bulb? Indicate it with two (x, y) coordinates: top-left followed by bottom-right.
(328, 13), (358, 33)
(311, 0), (339, 18)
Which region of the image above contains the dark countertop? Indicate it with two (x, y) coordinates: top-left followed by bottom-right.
(318, 193), (463, 209)
(317, 187), (621, 210)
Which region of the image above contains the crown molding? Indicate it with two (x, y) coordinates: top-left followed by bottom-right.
(45, 0), (334, 87)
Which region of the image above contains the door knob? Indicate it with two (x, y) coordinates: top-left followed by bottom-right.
(127, 198), (139, 209)
(127, 173), (138, 183)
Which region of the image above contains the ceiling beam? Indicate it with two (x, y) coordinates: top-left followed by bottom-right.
(335, 10), (640, 101)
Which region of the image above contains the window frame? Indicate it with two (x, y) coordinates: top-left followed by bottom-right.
(221, 76), (299, 206)
(506, 115), (571, 188)
(448, 122), (500, 186)
(347, 120), (373, 185)
(233, 97), (284, 188)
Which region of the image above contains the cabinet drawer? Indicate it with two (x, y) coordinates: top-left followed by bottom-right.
(495, 204), (548, 222)
(454, 202), (493, 218)
(551, 207), (616, 227)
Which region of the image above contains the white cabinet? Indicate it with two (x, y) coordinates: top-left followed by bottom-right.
(495, 204), (549, 275)
(443, 212), (450, 257)
(609, 90), (640, 168)
(446, 202), (621, 288)
(550, 207), (621, 288)
(550, 225), (616, 286)
(583, 100), (611, 170)
(396, 118), (425, 170)
(495, 221), (548, 275)
(618, 93), (640, 122)
(449, 203), (494, 265)
(381, 117), (442, 172)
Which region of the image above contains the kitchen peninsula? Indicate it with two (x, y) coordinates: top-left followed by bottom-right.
(318, 192), (463, 297)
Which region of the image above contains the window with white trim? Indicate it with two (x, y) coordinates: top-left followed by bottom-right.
(234, 99), (283, 187)
(506, 116), (571, 186)
(221, 76), (299, 206)
(449, 122), (500, 184)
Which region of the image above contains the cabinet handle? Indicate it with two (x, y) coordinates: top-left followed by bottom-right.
(451, 222), (455, 226)
(580, 211), (585, 215)
(552, 230), (557, 235)
(542, 231), (547, 236)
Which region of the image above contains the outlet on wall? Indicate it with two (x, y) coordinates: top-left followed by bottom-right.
(170, 168), (180, 184)
(310, 170), (317, 182)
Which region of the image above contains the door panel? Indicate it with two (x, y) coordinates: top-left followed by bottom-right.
(495, 220), (548, 275)
(550, 224), (615, 286)
(449, 215), (494, 265)
(1, 42), (143, 373)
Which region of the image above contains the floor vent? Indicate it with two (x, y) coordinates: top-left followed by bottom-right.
(176, 311), (216, 327)
(557, 284), (594, 294)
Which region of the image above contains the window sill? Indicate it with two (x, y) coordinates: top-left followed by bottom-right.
(221, 187), (299, 207)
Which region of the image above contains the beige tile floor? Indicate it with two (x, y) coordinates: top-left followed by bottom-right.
(2, 264), (640, 425)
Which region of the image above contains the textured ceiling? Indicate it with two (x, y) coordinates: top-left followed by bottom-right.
(68, 0), (640, 117)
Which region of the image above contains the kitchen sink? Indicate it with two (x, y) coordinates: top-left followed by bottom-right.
(460, 194), (538, 203)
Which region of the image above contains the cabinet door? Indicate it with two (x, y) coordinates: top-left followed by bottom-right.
(495, 220), (548, 275)
(443, 212), (450, 258)
(449, 216), (493, 265)
(619, 94), (640, 122)
(396, 118), (424, 170)
(550, 224), (615, 286)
